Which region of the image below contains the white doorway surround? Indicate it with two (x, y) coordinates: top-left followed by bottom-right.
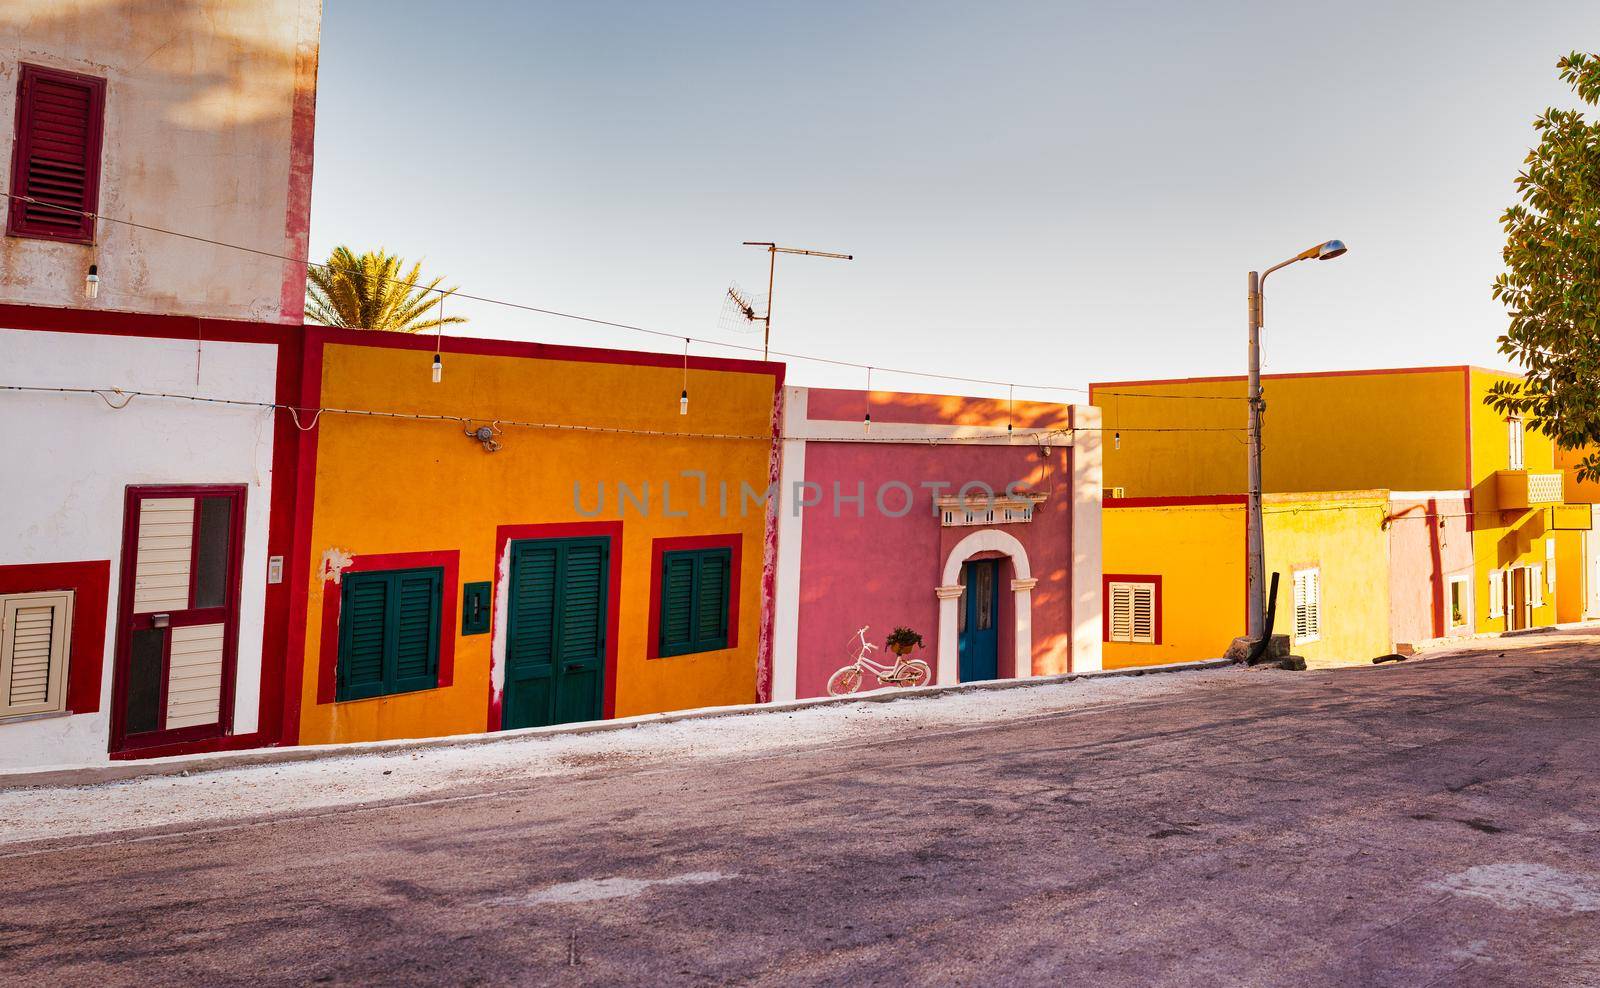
(935, 528), (1034, 685)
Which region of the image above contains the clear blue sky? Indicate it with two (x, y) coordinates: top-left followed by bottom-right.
(308, 1), (1600, 399)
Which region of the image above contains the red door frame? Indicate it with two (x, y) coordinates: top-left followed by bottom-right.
(108, 484), (248, 754)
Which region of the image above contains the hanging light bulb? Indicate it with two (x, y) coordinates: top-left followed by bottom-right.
(864, 411), (871, 433)
(1114, 431), (1121, 450)
(679, 338), (690, 414)
(84, 264), (99, 300)
(680, 388), (689, 415)
(431, 352), (442, 384)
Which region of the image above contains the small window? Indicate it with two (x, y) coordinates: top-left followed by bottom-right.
(658, 548), (732, 657)
(1508, 416), (1525, 470)
(1530, 565), (1545, 608)
(1447, 576), (1470, 631)
(8, 64), (106, 243)
(1293, 568), (1321, 644)
(1488, 569), (1505, 619)
(1, 591), (72, 719)
(336, 568), (442, 701)
(1546, 540), (1558, 595)
(1106, 580), (1157, 644)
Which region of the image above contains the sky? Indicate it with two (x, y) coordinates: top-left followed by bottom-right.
(308, 0), (1600, 401)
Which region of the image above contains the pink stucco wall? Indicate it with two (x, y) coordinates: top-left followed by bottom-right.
(793, 436), (1075, 697)
(1387, 495), (1472, 645)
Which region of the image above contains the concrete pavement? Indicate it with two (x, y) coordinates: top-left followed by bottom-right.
(2, 632), (1599, 985)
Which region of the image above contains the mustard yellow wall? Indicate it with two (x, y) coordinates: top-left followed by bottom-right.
(1093, 369), (1470, 498)
(1555, 529), (1586, 624)
(1557, 445), (1600, 504)
(1468, 368), (1555, 503)
(1101, 502), (1243, 668)
(1262, 494), (1392, 668)
(299, 342), (777, 745)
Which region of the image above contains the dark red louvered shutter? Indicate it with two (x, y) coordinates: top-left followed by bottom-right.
(8, 64), (105, 242)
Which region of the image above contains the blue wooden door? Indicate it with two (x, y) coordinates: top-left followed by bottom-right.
(959, 559), (1000, 681)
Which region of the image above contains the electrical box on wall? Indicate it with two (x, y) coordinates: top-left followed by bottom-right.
(462, 581), (491, 635)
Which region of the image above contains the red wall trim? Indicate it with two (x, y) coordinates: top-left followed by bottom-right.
(0, 560), (110, 715)
(1090, 365), (1474, 393)
(315, 550), (460, 705)
(489, 521), (624, 731)
(645, 533), (744, 660)
(0, 302), (290, 345)
(308, 324), (782, 378)
(1105, 494), (1248, 509)
(1102, 573), (1163, 645)
(278, 6), (319, 325)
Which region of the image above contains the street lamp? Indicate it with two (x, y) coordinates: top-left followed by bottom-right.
(1245, 239), (1347, 642)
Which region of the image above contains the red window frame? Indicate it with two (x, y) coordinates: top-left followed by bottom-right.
(8, 63), (107, 243)
(1101, 573), (1163, 645)
(646, 533), (743, 659)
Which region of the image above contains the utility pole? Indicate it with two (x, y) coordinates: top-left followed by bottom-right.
(741, 242), (853, 361)
(1245, 240), (1348, 641)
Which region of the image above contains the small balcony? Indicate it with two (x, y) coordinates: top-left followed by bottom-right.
(1495, 470), (1564, 510)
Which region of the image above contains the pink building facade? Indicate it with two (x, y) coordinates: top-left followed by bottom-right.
(1386, 493), (1474, 647)
(772, 387), (1102, 700)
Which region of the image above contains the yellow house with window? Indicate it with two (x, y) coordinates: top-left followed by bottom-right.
(1092, 366), (1592, 666)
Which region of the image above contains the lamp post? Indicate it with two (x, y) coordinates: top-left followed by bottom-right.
(1246, 239), (1347, 641)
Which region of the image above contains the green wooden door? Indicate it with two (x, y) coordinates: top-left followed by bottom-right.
(503, 537), (608, 730)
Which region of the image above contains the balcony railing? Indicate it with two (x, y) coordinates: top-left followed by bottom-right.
(1495, 470), (1564, 510)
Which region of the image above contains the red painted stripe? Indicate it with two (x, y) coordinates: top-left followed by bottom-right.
(277, 5), (319, 325)
(1105, 494), (1248, 508)
(1090, 365), (1474, 392)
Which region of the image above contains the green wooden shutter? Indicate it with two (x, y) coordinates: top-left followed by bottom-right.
(659, 553), (696, 655)
(336, 567), (442, 701)
(694, 550), (730, 651)
(392, 569), (442, 692)
(560, 543), (606, 661)
(338, 573), (390, 701)
(658, 548), (731, 657)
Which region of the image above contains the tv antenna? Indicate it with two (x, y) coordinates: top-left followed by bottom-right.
(727, 242), (853, 360)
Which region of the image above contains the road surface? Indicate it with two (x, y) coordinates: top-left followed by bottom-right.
(2, 633), (1598, 985)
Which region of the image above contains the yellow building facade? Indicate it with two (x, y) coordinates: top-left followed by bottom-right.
(1092, 366), (1593, 664)
(291, 329), (781, 746)
(1101, 493), (1391, 669)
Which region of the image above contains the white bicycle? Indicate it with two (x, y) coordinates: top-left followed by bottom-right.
(826, 626), (932, 696)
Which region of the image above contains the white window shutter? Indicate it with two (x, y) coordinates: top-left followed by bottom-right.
(1, 591), (73, 719)
(1294, 569), (1321, 644)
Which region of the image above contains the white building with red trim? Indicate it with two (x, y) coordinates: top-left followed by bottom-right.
(0, 0), (321, 769)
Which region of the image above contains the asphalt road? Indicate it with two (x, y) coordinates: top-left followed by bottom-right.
(3, 634), (1599, 986)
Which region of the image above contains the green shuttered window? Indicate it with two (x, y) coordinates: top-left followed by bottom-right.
(658, 548), (731, 657)
(337, 567), (443, 701)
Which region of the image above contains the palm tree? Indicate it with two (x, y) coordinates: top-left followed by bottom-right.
(304, 246), (469, 333)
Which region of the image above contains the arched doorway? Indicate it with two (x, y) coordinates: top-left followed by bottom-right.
(934, 529), (1036, 685)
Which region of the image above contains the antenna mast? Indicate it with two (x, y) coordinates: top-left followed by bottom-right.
(740, 242), (853, 360)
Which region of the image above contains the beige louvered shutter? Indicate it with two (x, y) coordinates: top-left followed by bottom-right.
(1294, 570), (1320, 643)
(1, 591), (73, 719)
(1130, 584), (1156, 644)
(1109, 583), (1134, 642)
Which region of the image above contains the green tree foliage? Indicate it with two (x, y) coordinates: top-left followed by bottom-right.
(1489, 53), (1600, 478)
(305, 246), (468, 333)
